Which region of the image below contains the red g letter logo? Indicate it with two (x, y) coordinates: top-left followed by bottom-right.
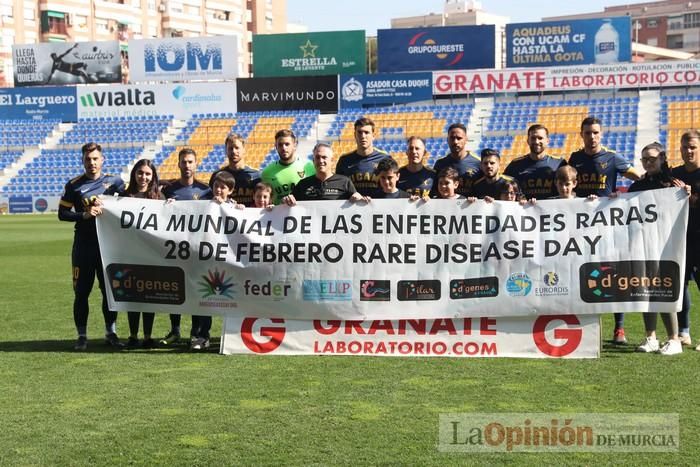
(241, 318), (286, 354)
(532, 315), (582, 357)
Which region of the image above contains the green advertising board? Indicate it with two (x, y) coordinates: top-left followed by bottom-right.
(253, 30), (366, 77)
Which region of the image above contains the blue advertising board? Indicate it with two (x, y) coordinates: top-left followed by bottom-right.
(339, 72), (433, 108)
(506, 17), (631, 68)
(378, 25), (495, 72)
(0, 86), (77, 121)
(9, 195), (32, 213)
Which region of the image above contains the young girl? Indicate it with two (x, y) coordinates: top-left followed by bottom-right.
(628, 142), (684, 355)
(123, 159), (163, 349)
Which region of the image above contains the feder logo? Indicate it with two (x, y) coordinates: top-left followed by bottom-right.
(240, 318), (286, 353)
(107, 263), (185, 304)
(407, 31), (464, 67)
(144, 40), (222, 72)
(580, 261), (680, 303)
(532, 315), (583, 357)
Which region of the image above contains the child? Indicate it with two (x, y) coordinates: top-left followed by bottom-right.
(252, 181), (274, 208)
(435, 167), (464, 200)
(554, 165), (579, 199)
(211, 171), (243, 208)
(374, 158), (410, 199)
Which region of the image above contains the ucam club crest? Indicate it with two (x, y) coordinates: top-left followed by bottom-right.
(342, 77), (363, 102)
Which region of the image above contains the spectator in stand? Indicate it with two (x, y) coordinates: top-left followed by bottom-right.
(629, 142), (686, 355)
(432, 123), (481, 197)
(336, 117), (393, 196)
(671, 130), (700, 349)
(283, 142), (368, 205)
(58, 142), (125, 351)
(504, 124), (566, 200)
(569, 116), (641, 345)
(398, 136), (434, 199)
(261, 129), (315, 204)
(122, 159), (163, 349)
(208, 133), (260, 206)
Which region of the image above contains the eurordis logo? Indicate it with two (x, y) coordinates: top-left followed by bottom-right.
(535, 271), (569, 297)
(407, 32), (464, 66)
(107, 263), (185, 304)
(580, 261), (680, 303)
(397, 280), (441, 301)
(450, 277), (498, 300)
(360, 280), (390, 301)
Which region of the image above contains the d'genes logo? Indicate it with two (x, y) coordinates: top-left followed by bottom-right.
(450, 277), (498, 300)
(107, 263), (185, 304)
(580, 261), (680, 303)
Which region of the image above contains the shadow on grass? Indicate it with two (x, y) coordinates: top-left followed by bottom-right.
(0, 338), (221, 354)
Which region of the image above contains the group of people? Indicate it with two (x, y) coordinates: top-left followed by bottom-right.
(58, 115), (700, 355)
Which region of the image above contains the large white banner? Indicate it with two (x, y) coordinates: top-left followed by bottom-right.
(77, 82), (236, 119)
(221, 315), (600, 358)
(434, 60), (700, 95)
(97, 188), (688, 320)
(128, 36), (238, 83)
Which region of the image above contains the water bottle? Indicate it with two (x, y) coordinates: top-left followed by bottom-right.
(594, 19), (620, 64)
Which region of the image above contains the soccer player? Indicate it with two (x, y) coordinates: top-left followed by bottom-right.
(471, 149), (514, 199)
(282, 143), (368, 204)
(398, 136), (434, 198)
(208, 133), (260, 205)
(432, 123), (481, 197)
(630, 142), (683, 355)
(160, 148), (213, 351)
(58, 142), (125, 351)
(671, 130), (700, 349)
(261, 129), (315, 204)
(504, 124), (566, 199)
(375, 158), (410, 199)
(335, 117), (393, 196)
(569, 116), (641, 344)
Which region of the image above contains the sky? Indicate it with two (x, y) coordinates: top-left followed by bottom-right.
(286, 0), (642, 35)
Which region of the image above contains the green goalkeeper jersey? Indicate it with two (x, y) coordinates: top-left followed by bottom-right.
(261, 158), (316, 203)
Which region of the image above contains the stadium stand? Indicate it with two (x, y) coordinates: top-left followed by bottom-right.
(659, 91), (700, 166)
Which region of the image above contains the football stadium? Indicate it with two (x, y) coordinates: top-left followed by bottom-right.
(1, 5), (700, 464)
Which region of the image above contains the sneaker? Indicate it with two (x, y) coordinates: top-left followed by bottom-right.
(659, 340), (683, 356)
(105, 333), (125, 349)
(613, 328), (627, 345)
(679, 333), (692, 346)
(159, 331), (180, 346)
(190, 337), (210, 351)
(74, 336), (88, 351)
(127, 336), (140, 349)
(695, 342), (700, 352)
(141, 338), (156, 349)
(636, 336), (659, 353)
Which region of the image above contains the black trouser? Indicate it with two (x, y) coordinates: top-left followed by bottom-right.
(72, 239), (117, 334)
(191, 315), (212, 339)
(128, 312), (155, 337)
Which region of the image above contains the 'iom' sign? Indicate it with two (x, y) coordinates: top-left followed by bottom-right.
(128, 36), (238, 82)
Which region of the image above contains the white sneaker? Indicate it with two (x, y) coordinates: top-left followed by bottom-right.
(659, 340), (683, 356)
(636, 337), (660, 353)
(679, 333), (692, 346)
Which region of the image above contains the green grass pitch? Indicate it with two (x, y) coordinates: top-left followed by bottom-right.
(1, 215), (698, 465)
